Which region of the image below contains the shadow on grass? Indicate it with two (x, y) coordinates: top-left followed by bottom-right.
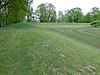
(6, 23), (33, 29)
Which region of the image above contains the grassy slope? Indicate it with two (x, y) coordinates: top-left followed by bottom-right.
(0, 23), (100, 75)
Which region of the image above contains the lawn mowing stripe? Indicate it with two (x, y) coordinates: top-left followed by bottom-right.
(52, 28), (100, 48)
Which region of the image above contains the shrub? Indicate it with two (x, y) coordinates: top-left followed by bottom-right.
(90, 20), (100, 27)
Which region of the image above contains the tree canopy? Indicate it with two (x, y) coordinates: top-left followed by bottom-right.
(35, 3), (56, 22)
(0, 0), (33, 27)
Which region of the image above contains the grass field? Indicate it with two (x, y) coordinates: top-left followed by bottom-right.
(0, 23), (100, 75)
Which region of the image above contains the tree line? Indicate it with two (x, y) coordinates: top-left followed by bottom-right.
(35, 4), (100, 23)
(1, 2), (100, 27)
(57, 7), (100, 23)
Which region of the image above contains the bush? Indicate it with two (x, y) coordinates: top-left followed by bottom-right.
(90, 20), (100, 27)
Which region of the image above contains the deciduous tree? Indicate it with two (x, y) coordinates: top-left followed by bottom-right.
(36, 3), (56, 22)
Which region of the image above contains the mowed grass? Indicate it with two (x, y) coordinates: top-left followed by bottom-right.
(0, 23), (100, 75)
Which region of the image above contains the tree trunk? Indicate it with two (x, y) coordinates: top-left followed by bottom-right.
(5, 5), (8, 26)
(0, 23), (1, 28)
(27, 15), (30, 22)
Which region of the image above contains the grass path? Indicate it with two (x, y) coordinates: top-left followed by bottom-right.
(0, 23), (100, 75)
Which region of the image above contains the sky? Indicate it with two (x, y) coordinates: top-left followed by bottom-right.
(33, 0), (100, 14)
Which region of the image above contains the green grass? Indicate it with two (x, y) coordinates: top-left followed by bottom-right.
(0, 23), (100, 75)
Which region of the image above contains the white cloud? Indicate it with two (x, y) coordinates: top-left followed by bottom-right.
(33, 0), (100, 14)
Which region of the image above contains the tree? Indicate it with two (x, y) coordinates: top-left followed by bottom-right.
(26, 0), (34, 22)
(63, 10), (70, 22)
(57, 11), (64, 22)
(36, 3), (47, 22)
(67, 7), (83, 23)
(0, 0), (34, 27)
(0, 9), (6, 27)
(47, 3), (56, 22)
(35, 3), (56, 22)
(64, 9), (73, 22)
(84, 12), (92, 23)
(89, 7), (100, 21)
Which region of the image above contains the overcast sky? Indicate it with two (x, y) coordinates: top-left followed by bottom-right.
(33, 0), (100, 14)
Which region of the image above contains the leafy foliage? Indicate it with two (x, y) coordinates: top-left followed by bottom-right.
(57, 7), (83, 23)
(57, 7), (100, 23)
(57, 11), (64, 22)
(90, 20), (100, 27)
(0, 0), (33, 27)
(35, 3), (56, 22)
